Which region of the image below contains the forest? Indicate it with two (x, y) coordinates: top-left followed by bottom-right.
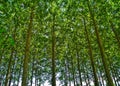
(0, 0), (120, 86)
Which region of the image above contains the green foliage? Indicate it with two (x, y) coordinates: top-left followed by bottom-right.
(0, 0), (120, 86)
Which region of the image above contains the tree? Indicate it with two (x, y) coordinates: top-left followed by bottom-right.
(22, 6), (34, 86)
(87, 0), (114, 85)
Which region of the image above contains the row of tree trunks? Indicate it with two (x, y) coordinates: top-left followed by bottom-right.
(87, 0), (114, 86)
(5, 12), (17, 86)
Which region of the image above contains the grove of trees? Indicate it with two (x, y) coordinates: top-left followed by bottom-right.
(0, 0), (120, 86)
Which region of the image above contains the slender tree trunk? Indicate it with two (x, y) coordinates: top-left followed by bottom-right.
(5, 49), (14, 86)
(17, 58), (22, 86)
(83, 18), (99, 86)
(78, 62), (83, 86)
(87, 1), (114, 86)
(110, 21), (120, 49)
(72, 63), (76, 86)
(75, 44), (83, 86)
(12, 56), (18, 85)
(67, 61), (71, 86)
(9, 51), (17, 86)
(22, 7), (34, 86)
(64, 59), (68, 86)
(5, 27), (16, 86)
(8, 72), (12, 86)
(70, 56), (76, 86)
(77, 55), (83, 86)
(51, 13), (56, 86)
(30, 57), (34, 86)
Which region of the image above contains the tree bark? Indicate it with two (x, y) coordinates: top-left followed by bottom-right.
(22, 7), (34, 86)
(64, 59), (68, 86)
(87, 1), (114, 86)
(51, 13), (56, 86)
(5, 17), (17, 86)
(83, 18), (99, 86)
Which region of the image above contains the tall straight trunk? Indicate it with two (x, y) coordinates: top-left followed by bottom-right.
(22, 7), (34, 86)
(9, 51), (17, 86)
(64, 59), (68, 86)
(13, 55), (18, 85)
(5, 47), (14, 86)
(51, 14), (56, 86)
(75, 42), (83, 86)
(17, 58), (22, 86)
(8, 71), (12, 86)
(77, 61), (83, 86)
(76, 55), (83, 86)
(87, 1), (114, 86)
(67, 61), (71, 86)
(83, 18), (99, 86)
(71, 57), (76, 86)
(5, 18), (17, 86)
(110, 21), (120, 48)
(30, 57), (34, 86)
(68, 71), (71, 86)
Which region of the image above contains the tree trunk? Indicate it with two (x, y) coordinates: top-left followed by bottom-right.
(83, 18), (99, 86)
(110, 21), (120, 49)
(5, 25), (16, 86)
(64, 59), (68, 86)
(87, 1), (114, 86)
(17, 58), (22, 86)
(70, 55), (76, 86)
(9, 51), (17, 86)
(75, 41), (83, 86)
(51, 13), (56, 86)
(76, 55), (83, 86)
(30, 57), (34, 86)
(22, 7), (34, 86)
(5, 49), (14, 86)
(67, 61), (71, 86)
